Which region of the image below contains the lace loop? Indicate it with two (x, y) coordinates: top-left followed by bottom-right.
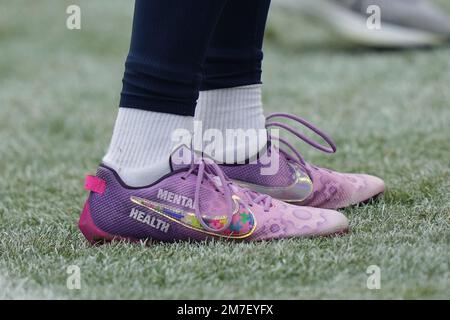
(265, 113), (336, 171)
(266, 113), (336, 154)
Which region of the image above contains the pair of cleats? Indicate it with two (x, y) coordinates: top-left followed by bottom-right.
(79, 113), (385, 244)
(280, 0), (450, 47)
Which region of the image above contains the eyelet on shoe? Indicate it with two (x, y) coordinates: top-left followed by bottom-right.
(181, 177), (186, 180)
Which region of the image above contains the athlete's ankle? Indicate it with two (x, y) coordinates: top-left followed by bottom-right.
(103, 107), (193, 187)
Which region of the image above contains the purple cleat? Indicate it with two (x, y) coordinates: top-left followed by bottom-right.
(79, 147), (348, 244)
(221, 113), (385, 210)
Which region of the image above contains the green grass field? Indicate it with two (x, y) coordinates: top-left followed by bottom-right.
(0, 0), (449, 299)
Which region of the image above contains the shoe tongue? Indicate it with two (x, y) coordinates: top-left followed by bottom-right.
(169, 145), (225, 188)
(169, 144), (195, 171)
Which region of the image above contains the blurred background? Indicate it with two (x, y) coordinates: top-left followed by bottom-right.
(0, 0), (449, 299)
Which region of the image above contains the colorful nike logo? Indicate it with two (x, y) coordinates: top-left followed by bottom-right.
(130, 195), (256, 239)
(232, 163), (313, 202)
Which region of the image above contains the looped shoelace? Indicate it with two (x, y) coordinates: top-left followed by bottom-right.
(265, 113), (337, 173)
(182, 154), (273, 233)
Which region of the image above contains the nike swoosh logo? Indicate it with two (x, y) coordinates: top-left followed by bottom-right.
(130, 195), (256, 239)
(232, 163), (313, 203)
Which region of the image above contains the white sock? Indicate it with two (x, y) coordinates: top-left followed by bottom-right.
(194, 84), (267, 163)
(102, 108), (193, 187)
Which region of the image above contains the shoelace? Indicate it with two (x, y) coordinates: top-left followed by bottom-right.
(266, 113), (337, 174)
(182, 153), (272, 233)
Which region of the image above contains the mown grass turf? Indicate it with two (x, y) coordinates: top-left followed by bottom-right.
(0, 0), (449, 299)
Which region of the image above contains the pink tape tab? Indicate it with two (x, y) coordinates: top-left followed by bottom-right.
(84, 175), (106, 194)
